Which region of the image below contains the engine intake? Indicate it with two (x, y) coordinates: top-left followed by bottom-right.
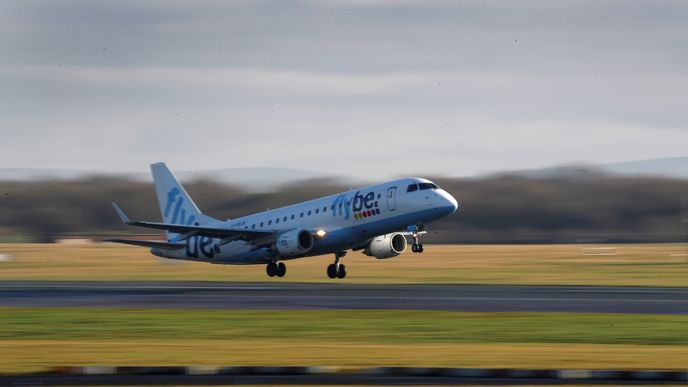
(363, 233), (407, 259)
(276, 229), (314, 257)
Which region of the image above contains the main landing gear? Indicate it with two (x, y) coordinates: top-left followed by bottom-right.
(266, 261), (286, 278)
(327, 251), (347, 279)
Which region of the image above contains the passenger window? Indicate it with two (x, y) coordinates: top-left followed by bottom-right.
(283, 216), (287, 222)
(323, 206), (327, 212)
(252, 224), (255, 229)
(308, 210), (312, 216)
(291, 214), (295, 220)
(407, 184), (418, 192)
(260, 222), (264, 227)
(315, 209), (319, 214)
(300, 212), (304, 218)
(276, 218), (280, 224)
(268, 220), (272, 225)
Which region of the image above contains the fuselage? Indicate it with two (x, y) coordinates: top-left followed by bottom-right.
(152, 177), (458, 264)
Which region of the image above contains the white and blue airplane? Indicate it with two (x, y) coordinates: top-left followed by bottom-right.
(109, 163), (458, 279)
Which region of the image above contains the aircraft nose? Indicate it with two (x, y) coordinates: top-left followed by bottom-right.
(445, 192), (459, 213)
(439, 190), (458, 214)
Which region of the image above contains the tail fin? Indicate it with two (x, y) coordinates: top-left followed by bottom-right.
(150, 162), (219, 240)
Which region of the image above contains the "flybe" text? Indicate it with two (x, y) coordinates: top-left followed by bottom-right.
(330, 190), (381, 221)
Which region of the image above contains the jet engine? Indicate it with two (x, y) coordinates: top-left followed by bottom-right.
(276, 229), (314, 257)
(363, 233), (407, 259)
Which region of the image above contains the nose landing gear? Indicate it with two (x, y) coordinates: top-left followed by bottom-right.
(409, 224), (426, 253)
(327, 251), (347, 279)
(266, 261), (286, 278)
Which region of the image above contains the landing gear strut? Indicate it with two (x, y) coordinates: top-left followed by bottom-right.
(266, 261), (286, 278)
(410, 224), (426, 253)
(327, 251), (347, 279)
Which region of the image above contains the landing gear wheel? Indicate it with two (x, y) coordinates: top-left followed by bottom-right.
(336, 264), (347, 279)
(327, 263), (337, 279)
(327, 251), (348, 279)
(266, 262), (277, 277)
(410, 224), (427, 254)
(276, 262), (286, 277)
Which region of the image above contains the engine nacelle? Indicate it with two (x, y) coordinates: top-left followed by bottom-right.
(276, 229), (314, 257)
(363, 233), (407, 259)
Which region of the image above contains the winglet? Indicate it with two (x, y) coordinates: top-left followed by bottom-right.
(112, 202), (132, 224)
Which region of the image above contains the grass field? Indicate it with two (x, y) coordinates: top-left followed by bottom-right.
(2, 308), (688, 373)
(0, 243), (686, 285)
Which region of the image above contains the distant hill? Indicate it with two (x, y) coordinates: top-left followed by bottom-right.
(1, 157), (687, 190)
(0, 167), (351, 192)
(0, 168), (99, 181)
(599, 157), (688, 178)
(173, 167), (360, 192)
(490, 157), (688, 180)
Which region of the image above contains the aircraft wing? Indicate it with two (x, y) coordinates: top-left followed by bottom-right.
(112, 203), (274, 241)
(105, 239), (186, 250)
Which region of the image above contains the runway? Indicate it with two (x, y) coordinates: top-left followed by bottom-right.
(1, 281), (687, 313)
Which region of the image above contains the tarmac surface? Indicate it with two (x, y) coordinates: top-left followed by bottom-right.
(1, 281), (687, 313)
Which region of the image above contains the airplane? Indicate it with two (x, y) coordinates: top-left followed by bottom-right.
(108, 162), (458, 279)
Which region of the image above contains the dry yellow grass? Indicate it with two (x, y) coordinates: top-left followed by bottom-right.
(0, 243), (686, 285)
(4, 340), (688, 373)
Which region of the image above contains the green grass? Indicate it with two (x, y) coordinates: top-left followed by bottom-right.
(2, 308), (687, 346)
(3, 308), (688, 372)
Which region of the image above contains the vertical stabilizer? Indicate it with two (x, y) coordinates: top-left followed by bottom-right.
(150, 162), (218, 240)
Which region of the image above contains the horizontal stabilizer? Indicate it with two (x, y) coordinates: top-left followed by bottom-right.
(112, 202), (131, 223)
(105, 239), (186, 250)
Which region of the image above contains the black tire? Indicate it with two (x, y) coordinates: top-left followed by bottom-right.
(276, 262), (286, 277)
(327, 263), (337, 279)
(411, 244), (418, 253)
(336, 264), (347, 279)
(266, 262), (277, 277)
(418, 244), (424, 253)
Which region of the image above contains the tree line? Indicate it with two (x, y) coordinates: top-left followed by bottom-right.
(0, 170), (686, 243)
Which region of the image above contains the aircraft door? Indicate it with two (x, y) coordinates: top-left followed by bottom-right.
(386, 187), (397, 211)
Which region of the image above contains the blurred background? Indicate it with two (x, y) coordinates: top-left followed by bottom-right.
(0, 163), (687, 244)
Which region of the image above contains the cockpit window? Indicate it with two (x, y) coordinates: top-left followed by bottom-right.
(407, 184), (418, 192)
(418, 182), (439, 190)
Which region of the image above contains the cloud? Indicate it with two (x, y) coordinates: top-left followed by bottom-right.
(0, 66), (426, 97)
(0, 0), (687, 177)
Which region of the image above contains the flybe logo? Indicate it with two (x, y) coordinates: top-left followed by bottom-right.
(164, 187), (216, 259)
(352, 190), (381, 220)
(164, 187), (196, 225)
(330, 194), (352, 219)
(330, 190), (381, 221)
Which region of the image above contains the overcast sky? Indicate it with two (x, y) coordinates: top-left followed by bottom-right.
(1, 0), (687, 179)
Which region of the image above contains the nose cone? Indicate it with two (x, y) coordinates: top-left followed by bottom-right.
(446, 192), (459, 213)
(439, 190), (459, 215)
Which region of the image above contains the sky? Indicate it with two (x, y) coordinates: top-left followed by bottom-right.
(1, 0), (687, 179)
